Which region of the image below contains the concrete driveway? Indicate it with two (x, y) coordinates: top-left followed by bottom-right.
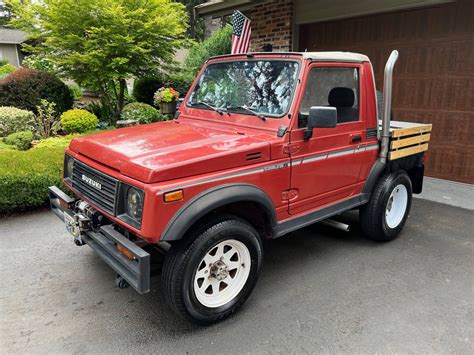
(1, 199), (473, 353)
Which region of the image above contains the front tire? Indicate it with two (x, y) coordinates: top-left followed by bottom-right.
(162, 215), (263, 325)
(360, 171), (412, 242)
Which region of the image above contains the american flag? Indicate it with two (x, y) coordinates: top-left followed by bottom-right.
(231, 11), (251, 54)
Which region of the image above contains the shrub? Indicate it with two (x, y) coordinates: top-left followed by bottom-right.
(0, 68), (73, 115)
(0, 146), (65, 213)
(0, 64), (16, 80)
(21, 55), (55, 73)
(121, 102), (163, 124)
(4, 131), (34, 150)
(68, 84), (82, 101)
(184, 24), (232, 77)
(133, 75), (192, 106)
(133, 76), (166, 105)
(60, 109), (98, 133)
(0, 131), (104, 213)
(0, 58), (8, 66)
(0, 106), (35, 137)
(34, 134), (82, 149)
(86, 101), (113, 126)
(35, 100), (60, 138)
(165, 73), (192, 98)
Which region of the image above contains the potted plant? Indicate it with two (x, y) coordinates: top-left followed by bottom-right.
(154, 87), (179, 114)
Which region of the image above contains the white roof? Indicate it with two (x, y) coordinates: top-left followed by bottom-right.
(301, 51), (370, 63)
(209, 51), (370, 63)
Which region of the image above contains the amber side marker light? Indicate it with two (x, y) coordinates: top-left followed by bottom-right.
(164, 190), (184, 203)
(116, 244), (135, 260)
(58, 198), (72, 210)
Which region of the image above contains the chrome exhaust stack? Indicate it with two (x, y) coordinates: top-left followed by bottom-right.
(379, 50), (399, 164)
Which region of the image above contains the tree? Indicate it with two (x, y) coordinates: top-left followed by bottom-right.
(0, 1), (12, 26)
(178, 0), (205, 41)
(184, 24), (232, 78)
(8, 0), (189, 121)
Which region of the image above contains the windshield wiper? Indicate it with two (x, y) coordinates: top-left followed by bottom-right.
(226, 105), (267, 121)
(189, 101), (225, 115)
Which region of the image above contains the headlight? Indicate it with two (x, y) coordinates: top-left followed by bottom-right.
(126, 187), (143, 220)
(117, 184), (144, 229)
(64, 155), (74, 179)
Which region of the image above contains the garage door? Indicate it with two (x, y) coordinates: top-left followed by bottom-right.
(299, 0), (473, 184)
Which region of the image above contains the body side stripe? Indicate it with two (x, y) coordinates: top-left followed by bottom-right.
(161, 143), (379, 193)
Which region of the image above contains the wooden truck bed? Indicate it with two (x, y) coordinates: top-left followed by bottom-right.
(378, 120), (432, 160)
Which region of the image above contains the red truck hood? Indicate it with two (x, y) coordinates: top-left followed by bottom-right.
(69, 120), (270, 183)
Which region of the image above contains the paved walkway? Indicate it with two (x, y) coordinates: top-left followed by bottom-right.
(415, 176), (474, 210)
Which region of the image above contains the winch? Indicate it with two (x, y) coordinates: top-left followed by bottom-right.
(64, 201), (104, 246)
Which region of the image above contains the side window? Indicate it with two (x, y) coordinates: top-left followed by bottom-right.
(298, 67), (360, 128)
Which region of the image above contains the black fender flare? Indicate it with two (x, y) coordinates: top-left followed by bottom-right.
(160, 183), (277, 241)
(362, 160), (387, 195)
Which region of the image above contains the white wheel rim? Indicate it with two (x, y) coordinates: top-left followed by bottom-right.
(193, 239), (251, 308)
(385, 184), (408, 228)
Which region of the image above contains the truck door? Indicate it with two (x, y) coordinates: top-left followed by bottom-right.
(288, 63), (368, 215)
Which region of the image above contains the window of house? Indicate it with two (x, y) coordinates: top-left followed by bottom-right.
(298, 67), (360, 128)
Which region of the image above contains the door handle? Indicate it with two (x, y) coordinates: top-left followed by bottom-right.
(351, 135), (362, 143)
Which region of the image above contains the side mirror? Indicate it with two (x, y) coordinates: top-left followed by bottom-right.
(304, 106), (337, 140)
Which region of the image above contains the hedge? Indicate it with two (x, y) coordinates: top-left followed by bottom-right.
(0, 68), (73, 115)
(0, 132), (96, 214)
(0, 146), (65, 213)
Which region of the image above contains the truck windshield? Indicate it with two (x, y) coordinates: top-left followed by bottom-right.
(187, 60), (300, 117)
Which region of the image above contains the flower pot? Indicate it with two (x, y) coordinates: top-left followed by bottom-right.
(160, 101), (177, 115)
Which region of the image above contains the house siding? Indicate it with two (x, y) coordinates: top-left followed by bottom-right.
(0, 43), (20, 67)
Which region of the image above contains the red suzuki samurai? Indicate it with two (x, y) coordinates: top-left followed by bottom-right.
(49, 50), (432, 324)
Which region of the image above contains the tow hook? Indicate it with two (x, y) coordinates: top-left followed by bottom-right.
(74, 235), (85, 246)
(115, 274), (130, 289)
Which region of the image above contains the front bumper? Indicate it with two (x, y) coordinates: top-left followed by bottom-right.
(48, 186), (151, 294)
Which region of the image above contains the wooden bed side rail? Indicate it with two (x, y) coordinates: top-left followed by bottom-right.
(387, 121), (432, 160)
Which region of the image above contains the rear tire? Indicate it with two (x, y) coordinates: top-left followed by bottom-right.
(162, 215), (263, 325)
(360, 171), (412, 242)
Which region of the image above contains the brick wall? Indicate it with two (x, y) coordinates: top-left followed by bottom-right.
(248, 0), (293, 52)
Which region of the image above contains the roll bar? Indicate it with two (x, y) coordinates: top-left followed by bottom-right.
(379, 50), (399, 163)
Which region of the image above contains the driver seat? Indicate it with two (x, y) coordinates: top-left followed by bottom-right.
(328, 87), (358, 123)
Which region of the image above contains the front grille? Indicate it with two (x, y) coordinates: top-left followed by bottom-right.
(71, 160), (118, 215)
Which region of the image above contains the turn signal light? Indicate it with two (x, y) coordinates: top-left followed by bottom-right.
(116, 244), (135, 260)
(58, 198), (72, 210)
(164, 190), (184, 203)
